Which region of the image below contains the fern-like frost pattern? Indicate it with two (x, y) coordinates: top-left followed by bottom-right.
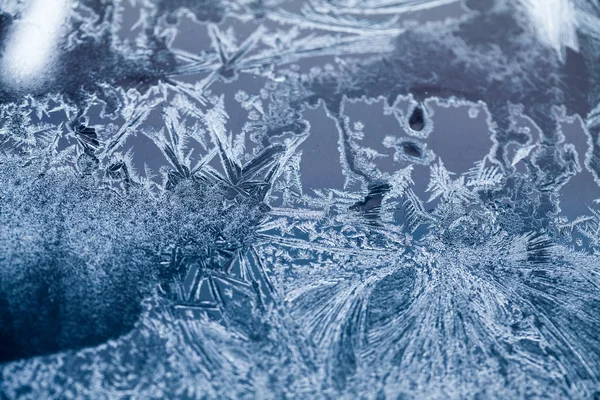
(1, 0), (600, 399)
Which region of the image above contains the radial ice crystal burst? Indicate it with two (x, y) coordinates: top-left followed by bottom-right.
(1, 0), (600, 399)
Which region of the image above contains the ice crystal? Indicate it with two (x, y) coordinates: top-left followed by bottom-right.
(1, 0), (600, 399)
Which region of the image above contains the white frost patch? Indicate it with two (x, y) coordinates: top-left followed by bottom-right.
(517, 0), (579, 61)
(1, 0), (71, 88)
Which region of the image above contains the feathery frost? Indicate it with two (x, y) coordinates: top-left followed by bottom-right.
(1, 0), (600, 399)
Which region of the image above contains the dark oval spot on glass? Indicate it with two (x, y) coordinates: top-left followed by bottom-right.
(408, 106), (425, 131)
(401, 141), (423, 158)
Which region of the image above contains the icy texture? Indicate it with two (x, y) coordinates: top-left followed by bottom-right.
(1, 0), (600, 399)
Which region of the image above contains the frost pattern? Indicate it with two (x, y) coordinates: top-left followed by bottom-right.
(1, 0), (600, 399)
